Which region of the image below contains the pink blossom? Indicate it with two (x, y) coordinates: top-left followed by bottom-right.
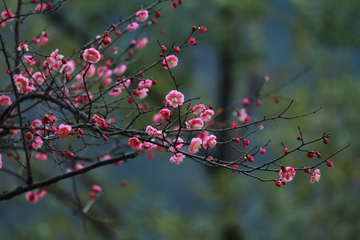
(18, 42), (29, 52)
(170, 153), (185, 165)
(1, 9), (14, 22)
(138, 79), (152, 88)
(100, 155), (111, 161)
(31, 72), (45, 85)
(153, 113), (162, 124)
(97, 66), (112, 79)
(197, 131), (209, 141)
(146, 126), (163, 138)
(238, 108), (250, 123)
(83, 48), (101, 63)
(139, 88), (149, 99)
(82, 64), (96, 78)
(37, 189), (47, 198)
(188, 138), (202, 154)
(138, 142), (156, 151)
(60, 60), (76, 74)
(127, 22), (139, 31)
(136, 37), (148, 48)
(172, 137), (184, 150)
(117, 79), (131, 88)
(159, 108), (172, 119)
(310, 169), (321, 183)
(35, 3), (47, 12)
(92, 114), (108, 128)
(113, 64), (127, 75)
(109, 88), (122, 97)
(191, 104), (206, 114)
(165, 90), (184, 108)
(163, 55), (178, 69)
(200, 109), (215, 122)
(25, 192), (39, 203)
(136, 10), (149, 22)
(14, 74), (30, 93)
(187, 118), (204, 130)
(92, 185), (102, 193)
(24, 55), (36, 65)
(128, 137), (141, 149)
(103, 78), (112, 86)
(279, 166), (296, 182)
(50, 49), (64, 63)
(0, 95), (11, 106)
(31, 119), (42, 127)
(203, 135), (217, 149)
(58, 124), (72, 139)
(35, 153), (48, 161)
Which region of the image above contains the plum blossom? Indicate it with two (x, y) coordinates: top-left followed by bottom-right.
(169, 137), (184, 152)
(24, 55), (36, 65)
(18, 42), (29, 52)
(31, 137), (43, 149)
(0, 95), (11, 106)
(163, 55), (178, 69)
(146, 126), (163, 138)
(83, 48), (101, 63)
(128, 137), (141, 149)
(159, 108), (172, 119)
(1, 9), (14, 22)
(170, 153), (185, 165)
(191, 104), (206, 114)
(127, 22), (139, 31)
(188, 138), (202, 154)
(25, 192), (39, 203)
(203, 135), (217, 149)
(186, 118), (204, 130)
(136, 10), (149, 22)
(60, 60), (76, 74)
(31, 72), (45, 85)
(197, 131), (209, 141)
(109, 88), (122, 97)
(310, 169), (321, 183)
(165, 90), (184, 108)
(50, 49), (64, 63)
(82, 64), (96, 78)
(35, 3), (47, 12)
(92, 114), (108, 128)
(35, 153), (48, 161)
(279, 166), (296, 182)
(113, 64), (127, 75)
(138, 79), (152, 88)
(14, 74), (34, 94)
(200, 109), (215, 122)
(31, 119), (42, 127)
(92, 185), (102, 193)
(136, 37), (148, 48)
(58, 124), (71, 139)
(138, 141), (157, 151)
(139, 88), (149, 99)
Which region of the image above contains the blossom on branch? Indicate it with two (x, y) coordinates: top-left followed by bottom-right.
(165, 90), (184, 108)
(279, 166), (296, 182)
(189, 138), (202, 154)
(58, 124), (72, 139)
(92, 114), (108, 128)
(136, 10), (149, 22)
(83, 48), (101, 63)
(163, 55), (178, 69)
(310, 169), (321, 183)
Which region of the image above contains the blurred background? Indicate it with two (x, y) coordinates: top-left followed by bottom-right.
(1, 0), (360, 239)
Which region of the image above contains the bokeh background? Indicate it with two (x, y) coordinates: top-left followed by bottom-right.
(1, 0), (359, 239)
